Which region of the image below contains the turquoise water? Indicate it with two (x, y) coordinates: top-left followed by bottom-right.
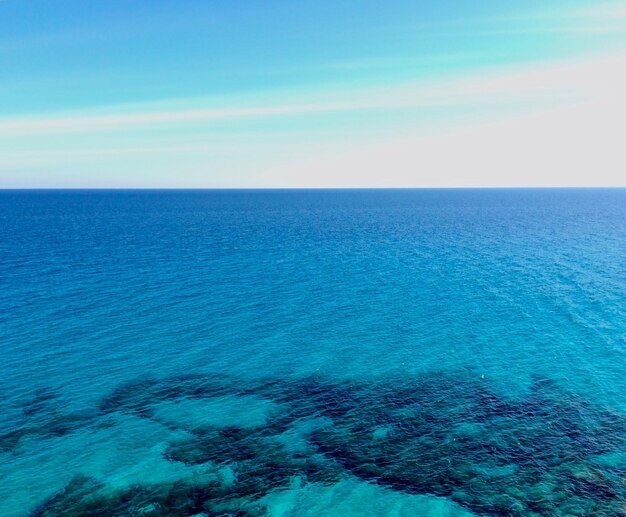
(1, 189), (625, 516)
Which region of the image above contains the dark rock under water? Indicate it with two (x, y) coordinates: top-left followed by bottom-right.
(13, 370), (626, 516)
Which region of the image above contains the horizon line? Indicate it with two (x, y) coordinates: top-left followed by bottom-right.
(1, 186), (625, 191)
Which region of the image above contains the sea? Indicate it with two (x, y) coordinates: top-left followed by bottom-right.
(0, 188), (625, 516)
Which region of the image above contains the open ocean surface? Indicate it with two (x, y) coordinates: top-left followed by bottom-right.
(1, 188), (625, 517)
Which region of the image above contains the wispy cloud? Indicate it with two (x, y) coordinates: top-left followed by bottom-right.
(570, 2), (626, 20)
(0, 105), (346, 135)
(1, 50), (625, 187)
(458, 24), (626, 37)
(428, 2), (626, 38)
(2, 52), (616, 137)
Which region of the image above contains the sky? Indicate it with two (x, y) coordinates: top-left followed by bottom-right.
(1, 0), (626, 188)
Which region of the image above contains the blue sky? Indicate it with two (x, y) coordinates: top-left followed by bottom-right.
(1, 0), (626, 187)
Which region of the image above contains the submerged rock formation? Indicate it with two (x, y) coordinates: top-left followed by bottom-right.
(9, 371), (626, 516)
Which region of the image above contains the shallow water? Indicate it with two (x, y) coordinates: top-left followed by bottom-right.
(1, 189), (625, 516)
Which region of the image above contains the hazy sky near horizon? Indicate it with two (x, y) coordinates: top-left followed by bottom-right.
(1, 0), (626, 187)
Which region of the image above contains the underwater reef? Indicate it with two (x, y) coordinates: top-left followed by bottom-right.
(3, 371), (625, 516)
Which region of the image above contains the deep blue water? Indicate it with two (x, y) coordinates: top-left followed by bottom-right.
(1, 189), (625, 516)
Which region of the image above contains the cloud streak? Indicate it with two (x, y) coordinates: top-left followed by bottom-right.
(3, 52), (621, 137)
(1, 51), (625, 187)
